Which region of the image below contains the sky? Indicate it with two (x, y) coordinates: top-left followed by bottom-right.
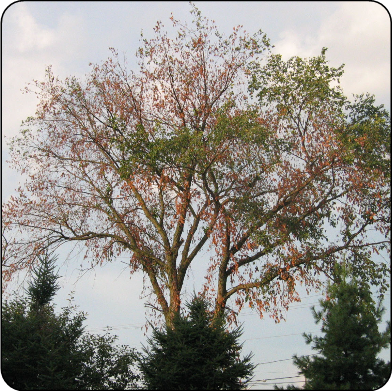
(1, 1), (391, 390)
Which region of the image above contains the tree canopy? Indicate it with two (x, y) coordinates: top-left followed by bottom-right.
(2, 4), (390, 327)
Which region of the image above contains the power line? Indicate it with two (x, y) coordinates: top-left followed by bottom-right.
(257, 354), (315, 365)
(248, 375), (303, 386)
(257, 357), (293, 365)
(86, 323), (144, 332)
(244, 331), (318, 341)
(251, 375), (302, 382)
(250, 380), (305, 386)
(88, 325), (320, 339)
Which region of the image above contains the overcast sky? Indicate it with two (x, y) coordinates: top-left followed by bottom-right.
(1, 2), (391, 390)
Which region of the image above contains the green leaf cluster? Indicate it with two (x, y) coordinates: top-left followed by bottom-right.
(249, 48), (346, 115)
(116, 123), (204, 178)
(340, 94), (391, 174)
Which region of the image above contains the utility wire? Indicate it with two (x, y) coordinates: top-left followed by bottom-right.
(256, 354), (315, 365)
(244, 331), (319, 341)
(86, 323), (144, 332)
(250, 375), (302, 382)
(256, 357), (294, 365)
(250, 380), (305, 386)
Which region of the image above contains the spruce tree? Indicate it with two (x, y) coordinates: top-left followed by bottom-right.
(2, 251), (86, 389)
(139, 296), (255, 390)
(2, 251), (141, 390)
(26, 250), (61, 307)
(283, 264), (390, 390)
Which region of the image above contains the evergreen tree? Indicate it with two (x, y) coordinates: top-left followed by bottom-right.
(26, 250), (61, 307)
(281, 264), (390, 390)
(139, 296), (255, 390)
(2, 251), (141, 390)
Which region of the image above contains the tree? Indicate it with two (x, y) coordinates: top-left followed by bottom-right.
(2, 4), (390, 328)
(26, 250), (61, 308)
(76, 332), (141, 390)
(139, 295), (255, 390)
(281, 263), (390, 390)
(1, 251), (141, 390)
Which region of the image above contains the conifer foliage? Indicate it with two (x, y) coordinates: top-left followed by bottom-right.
(139, 296), (255, 390)
(26, 250), (61, 307)
(1, 251), (140, 390)
(283, 264), (390, 390)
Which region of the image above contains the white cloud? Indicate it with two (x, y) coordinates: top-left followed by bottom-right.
(7, 4), (56, 52)
(2, 3), (88, 142)
(3, 2), (87, 60)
